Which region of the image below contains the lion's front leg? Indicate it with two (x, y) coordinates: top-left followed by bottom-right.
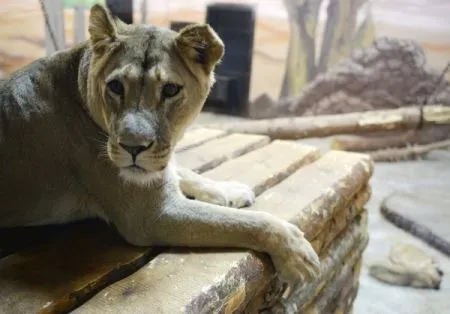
(113, 192), (320, 286)
(176, 167), (255, 208)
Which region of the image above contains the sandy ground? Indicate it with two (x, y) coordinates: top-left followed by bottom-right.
(194, 112), (450, 314)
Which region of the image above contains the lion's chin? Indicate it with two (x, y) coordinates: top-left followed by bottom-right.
(119, 165), (167, 186)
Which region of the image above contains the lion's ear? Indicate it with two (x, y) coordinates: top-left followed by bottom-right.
(88, 4), (117, 53)
(175, 24), (224, 75)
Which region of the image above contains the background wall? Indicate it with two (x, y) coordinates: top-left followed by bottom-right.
(0, 0), (449, 100)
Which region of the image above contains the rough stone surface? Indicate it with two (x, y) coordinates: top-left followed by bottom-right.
(266, 37), (450, 118)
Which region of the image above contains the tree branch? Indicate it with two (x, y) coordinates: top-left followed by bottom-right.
(207, 105), (450, 140)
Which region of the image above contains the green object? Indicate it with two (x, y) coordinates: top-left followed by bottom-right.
(63, 0), (104, 8)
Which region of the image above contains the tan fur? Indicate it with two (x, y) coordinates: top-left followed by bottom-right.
(0, 4), (320, 286)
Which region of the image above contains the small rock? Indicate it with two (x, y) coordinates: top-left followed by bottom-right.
(369, 243), (443, 289)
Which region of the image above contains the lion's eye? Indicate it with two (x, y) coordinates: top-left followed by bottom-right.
(162, 83), (182, 98)
(107, 79), (125, 96)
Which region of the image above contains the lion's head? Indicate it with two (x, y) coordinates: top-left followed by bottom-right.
(83, 4), (224, 184)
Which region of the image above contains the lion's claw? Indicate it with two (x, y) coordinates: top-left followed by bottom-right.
(270, 221), (321, 284)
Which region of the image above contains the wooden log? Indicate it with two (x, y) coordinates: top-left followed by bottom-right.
(302, 237), (367, 314)
(202, 140), (320, 196)
(73, 151), (372, 313)
(249, 151), (372, 239)
(381, 190), (450, 256)
(175, 128), (227, 153)
(331, 126), (450, 152)
(288, 213), (368, 313)
(312, 186), (371, 253)
(310, 258), (362, 314)
(176, 133), (269, 172)
(207, 105), (450, 140)
(332, 130), (417, 152)
(251, 211), (368, 313)
(0, 221), (154, 314)
(367, 139), (450, 162)
(329, 259), (362, 314)
(77, 214), (368, 314)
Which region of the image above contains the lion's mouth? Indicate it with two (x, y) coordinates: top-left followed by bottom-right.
(123, 161), (167, 173)
(118, 162), (167, 185)
(125, 164), (148, 173)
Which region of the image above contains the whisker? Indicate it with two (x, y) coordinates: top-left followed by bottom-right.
(141, 156), (169, 162)
(97, 130), (108, 139)
(91, 139), (107, 147)
(98, 151), (109, 159)
(97, 155), (110, 164)
(98, 153), (109, 162)
(150, 153), (170, 159)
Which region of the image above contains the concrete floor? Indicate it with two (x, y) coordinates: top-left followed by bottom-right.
(353, 150), (450, 314)
(293, 136), (450, 314)
(284, 139), (450, 314)
(194, 112), (450, 314)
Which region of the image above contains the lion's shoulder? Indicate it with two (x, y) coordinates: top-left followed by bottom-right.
(1, 58), (48, 106)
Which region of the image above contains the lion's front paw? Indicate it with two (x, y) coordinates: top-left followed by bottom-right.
(270, 221), (321, 284)
(194, 180), (255, 209)
(214, 180), (255, 208)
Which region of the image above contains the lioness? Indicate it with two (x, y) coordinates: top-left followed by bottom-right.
(0, 4), (319, 285)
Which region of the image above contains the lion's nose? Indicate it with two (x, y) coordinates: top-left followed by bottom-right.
(119, 143), (151, 160)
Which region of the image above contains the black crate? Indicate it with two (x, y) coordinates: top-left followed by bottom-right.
(203, 3), (256, 117)
(106, 0), (134, 24)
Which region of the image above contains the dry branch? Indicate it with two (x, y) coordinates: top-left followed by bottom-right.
(318, 0), (357, 73)
(208, 105), (450, 140)
(351, 1), (375, 50)
(331, 125), (450, 152)
(280, 0), (323, 97)
(331, 130), (417, 152)
(366, 139), (450, 162)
